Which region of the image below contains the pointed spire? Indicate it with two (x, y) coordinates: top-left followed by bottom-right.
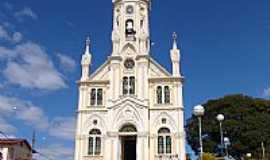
(172, 32), (178, 49)
(85, 36), (91, 55)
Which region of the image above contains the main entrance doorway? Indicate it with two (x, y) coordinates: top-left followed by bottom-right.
(119, 124), (137, 160)
(121, 136), (136, 160)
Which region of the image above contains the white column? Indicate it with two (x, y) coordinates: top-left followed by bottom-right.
(112, 136), (119, 160)
(136, 57), (148, 100)
(137, 136), (143, 160)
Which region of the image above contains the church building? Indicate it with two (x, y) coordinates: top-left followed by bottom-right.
(74, 0), (186, 160)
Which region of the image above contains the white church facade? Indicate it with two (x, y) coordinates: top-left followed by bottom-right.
(74, 0), (186, 160)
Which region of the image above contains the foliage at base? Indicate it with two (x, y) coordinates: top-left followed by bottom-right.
(186, 94), (270, 159)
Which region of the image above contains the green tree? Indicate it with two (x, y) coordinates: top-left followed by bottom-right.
(203, 153), (217, 160)
(186, 94), (270, 159)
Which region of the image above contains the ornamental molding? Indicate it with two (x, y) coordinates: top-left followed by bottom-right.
(151, 111), (178, 133)
(109, 55), (123, 62)
(77, 80), (110, 86)
(148, 77), (184, 83)
(108, 96), (147, 109)
(150, 106), (184, 111)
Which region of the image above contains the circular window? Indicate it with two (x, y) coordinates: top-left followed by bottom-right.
(126, 5), (134, 14)
(124, 59), (135, 69)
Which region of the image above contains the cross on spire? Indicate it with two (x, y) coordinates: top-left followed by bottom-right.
(172, 32), (178, 49)
(172, 32), (177, 41)
(86, 36), (91, 47)
(85, 36), (91, 55)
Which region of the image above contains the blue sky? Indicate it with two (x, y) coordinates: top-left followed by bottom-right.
(0, 0), (270, 159)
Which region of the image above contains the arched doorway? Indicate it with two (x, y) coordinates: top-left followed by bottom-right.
(119, 124), (137, 160)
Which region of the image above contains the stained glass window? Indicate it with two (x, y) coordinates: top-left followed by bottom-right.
(97, 89), (103, 105)
(123, 77), (129, 95)
(95, 137), (101, 155)
(157, 86), (163, 104)
(129, 76), (135, 95)
(166, 136), (172, 153)
(90, 89), (96, 106)
(88, 137), (94, 155)
(123, 76), (135, 95)
(89, 129), (102, 156)
(158, 136), (164, 154)
(157, 128), (171, 155)
(164, 86), (170, 104)
(91, 88), (103, 106)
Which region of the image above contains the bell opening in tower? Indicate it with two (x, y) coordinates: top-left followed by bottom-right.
(125, 19), (136, 41)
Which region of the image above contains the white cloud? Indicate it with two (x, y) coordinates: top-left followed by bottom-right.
(2, 42), (67, 90)
(0, 95), (49, 131)
(34, 144), (73, 160)
(49, 117), (76, 140)
(0, 25), (10, 40)
(15, 7), (38, 21)
(57, 53), (76, 72)
(0, 46), (15, 58)
(12, 32), (23, 43)
(0, 25), (23, 43)
(263, 87), (270, 98)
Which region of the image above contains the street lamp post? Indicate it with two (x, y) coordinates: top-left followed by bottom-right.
(216, 114), (225, 156)
(193, 105), (205, 160)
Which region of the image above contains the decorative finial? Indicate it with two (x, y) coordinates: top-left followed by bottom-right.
(85, 36), (91, 55)
(172, 32), (178, 49)
(86, 36), (90, 47)
(172, 32), (177, 41)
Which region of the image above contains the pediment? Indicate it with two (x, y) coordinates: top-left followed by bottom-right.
(149, 57), (171, 78)
(90, 60), (110, 81)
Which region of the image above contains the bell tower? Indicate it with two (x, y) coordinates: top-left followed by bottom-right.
(112, 0), (151, 56)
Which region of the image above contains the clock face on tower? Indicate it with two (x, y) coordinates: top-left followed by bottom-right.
(126, 5), (134, 14)
(124, 59), (135, 69)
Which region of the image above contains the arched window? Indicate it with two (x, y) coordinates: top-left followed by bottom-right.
(123, 77), (129, 95)
(90, 89), (96, 106)
(90, 88), (103, 106)
(120, 124), (137, 132)
(123, 76), (135, 95)
(126, 19), (134, 35)
(88, 129), (101, 156)
(164, 86), (170, 104)
(157, 86), (163, 104)
(97, 89), (103, 105)
(129, 76), (135, 95)
(157, 128), (171, 154)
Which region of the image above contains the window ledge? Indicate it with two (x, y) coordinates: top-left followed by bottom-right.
(88, 105), (105, 108)
(154, 103), (173, 106)
(84, 155), (103, 160)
